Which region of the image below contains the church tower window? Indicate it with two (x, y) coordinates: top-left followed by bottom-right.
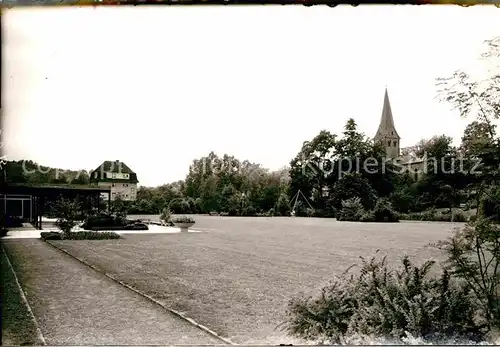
(388, 141), (391, 147)
(393, 141), (397, 147)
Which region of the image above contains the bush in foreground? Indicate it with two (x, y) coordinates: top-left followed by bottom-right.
(284, 253), (485, 344)
(41, 231), (121, 241)
(436, 216), (500, 330)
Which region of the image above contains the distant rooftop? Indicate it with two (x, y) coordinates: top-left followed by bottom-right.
(90, 160), (139, 183)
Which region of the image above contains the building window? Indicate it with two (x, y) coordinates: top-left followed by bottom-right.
(393, 141), (397, 147)
(387, 141), (391, 146)
(112, 183), (115, 187)
(414, 168), (418, 180)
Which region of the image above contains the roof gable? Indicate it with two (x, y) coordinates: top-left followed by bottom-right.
(92, 160), (135, 174)
(90, 160), (138, 183)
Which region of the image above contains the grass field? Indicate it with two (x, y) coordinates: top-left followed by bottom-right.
(1, 248), (43, 346)
(51, 216), (461, 344)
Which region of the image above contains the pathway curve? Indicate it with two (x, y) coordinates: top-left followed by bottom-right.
(2, 239), (223, 345)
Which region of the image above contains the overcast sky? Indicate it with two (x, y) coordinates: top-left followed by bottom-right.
(3, 5), (500, 187)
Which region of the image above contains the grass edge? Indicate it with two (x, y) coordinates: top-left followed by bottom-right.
(1, 245), (46, 346)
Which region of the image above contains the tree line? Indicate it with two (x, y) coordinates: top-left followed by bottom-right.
(4, 113), (497, 219)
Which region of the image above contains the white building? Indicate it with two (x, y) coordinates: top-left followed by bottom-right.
(90, 160), (138, 201)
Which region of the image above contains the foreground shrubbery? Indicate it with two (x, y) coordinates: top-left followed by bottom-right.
(41, 231), (120, 240)
(284, 254), (484, 344)
(285, 216), (500, 344)
(337, 197), (399, 223)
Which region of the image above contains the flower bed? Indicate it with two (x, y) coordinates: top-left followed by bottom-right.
(40, 231), (121, 240)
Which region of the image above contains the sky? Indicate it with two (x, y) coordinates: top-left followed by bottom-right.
(3, 5), (500, 187)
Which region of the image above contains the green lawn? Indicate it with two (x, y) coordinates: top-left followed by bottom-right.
(1, 248), (43, 346)
(49, 217), (457, 344)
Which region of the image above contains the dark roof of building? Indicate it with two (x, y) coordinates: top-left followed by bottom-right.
(90, 160), (139, 183)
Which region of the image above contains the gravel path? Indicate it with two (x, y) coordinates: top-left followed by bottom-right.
(2, 239), (222, 345)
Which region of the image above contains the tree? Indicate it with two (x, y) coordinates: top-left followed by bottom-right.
(70, 172), (90, 185)
(436, 36), (500, 209)
(461, 121), (497, 158)
(276, 192), (291, 216)
(410, 135), (467, 209)
(51, 196), (82, 236)
(436, 37), (500, 138)
(433, 36), (500, 331)
(289, 130), (337, 211)
(328, 173), (378, 213)
(111, 194), (128, 218)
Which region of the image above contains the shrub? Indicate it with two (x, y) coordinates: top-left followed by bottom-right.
(398, 210), (467, 223)
(359, 210), (376, 222)
(227, 207), (239, 216)
(40, 232), (61, 240)
(41, 231), (120, 240)
(337, 197), (364, 221)
(305, 208), (315, 217)
(242, 205), (257, 217)
(284, 253), (484, 344)
(372, 198), (399, 223)
(51, 197), (82, 234)
(276, 193), (291, 216)
(421, 209), (437, 221)
(436, 216), (500, 330)
(452, 211), (467, 222)
(91, 223), (148, 231)
(81, 212), (128, 230)
(160, 208), (174, 226)
(172, 216), (195, 224)
(434, 213), (452, 222)
(313, 209), (334, 218)
(329, 173), (378, 211)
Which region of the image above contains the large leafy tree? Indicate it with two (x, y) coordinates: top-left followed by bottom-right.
(436, 36), (500, 213)
(289, 130), (337, 210)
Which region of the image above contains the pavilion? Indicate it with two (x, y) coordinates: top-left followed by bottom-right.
(1, 183), (111, 230)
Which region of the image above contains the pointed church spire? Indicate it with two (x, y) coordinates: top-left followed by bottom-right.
(375, 88), (400, 140)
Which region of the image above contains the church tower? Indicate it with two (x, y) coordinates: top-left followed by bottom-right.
(374, 88), (400, 159)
